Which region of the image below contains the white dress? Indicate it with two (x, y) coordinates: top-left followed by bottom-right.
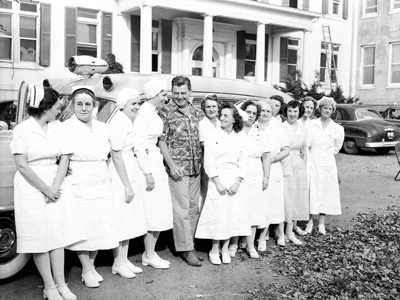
(306, 119), (344, 215)
(281, 121), (309, 222)
(62, 115), (119, 251)
(107, 111), (147, 241)
(258, 118), (289, 227)
(195, 129), (251, 240)
(133, 101), (173, 231)
(199, 117), (221, 207)
(10, 117), (85, 253)
(240, 125), (269, 226)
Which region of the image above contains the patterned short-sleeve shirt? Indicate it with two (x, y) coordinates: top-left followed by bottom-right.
(159, 100), (202, 176)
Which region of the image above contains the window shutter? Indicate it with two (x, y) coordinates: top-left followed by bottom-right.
(264, 34), (269, 81)
(279, 37), (288, 83)
(303, 0), (309, 11)
(343, 0), (349, 19)
(236, 30), (246, 79)
(101, 12), (112, 60)
(161, 19), (172, 74)
(65, 7), (77, 66)
(282, 0), (290, 7)
(40, 3), (51, 66)
(131, 15), (140, 72)
(322, 0), (329, 14)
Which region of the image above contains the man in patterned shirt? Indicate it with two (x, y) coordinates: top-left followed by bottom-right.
(158, 76), (203, 267)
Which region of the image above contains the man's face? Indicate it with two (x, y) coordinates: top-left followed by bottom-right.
(172, 84), (191, 109)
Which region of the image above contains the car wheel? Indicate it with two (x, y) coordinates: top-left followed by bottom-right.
(0, 214), (31, 279)
(343, 139), (359, 155)
(374, 148), (391, 155)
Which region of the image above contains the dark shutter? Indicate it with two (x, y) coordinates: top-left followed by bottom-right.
(131, 15), (140, 72)
(39, 3), (51, 66)
(161, 19), (172, 74)
(279, 37), (288, 83)
(101, 12), (112, 60)
(282, 0), (290, 7)
(303, 0), (309, 11)
(236, 30), (246, 79)
(65, 7), (77, 66)
(264, 34), (269, 81)
(343, 0), (349, 20)
(322, 0), (329, 14)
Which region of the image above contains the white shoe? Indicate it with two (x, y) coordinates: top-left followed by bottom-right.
(142, 253), (170, 269)
(111, 263), (136, 279)
(209, 251), (221, 265)
(246, 247), (259, 259)
(221, 252), (231, 264)
(81, 271), (100, 288)
(228, 245), (237, 257)
(257, 241), (267, 252)
(305, 222), (313, 234)
(57, 284), (77, 300)
(93, 269), (103, 282)
(125, 260), (143, 274)
(318, 224), (326, 235)
(286, 235), (303, 245)
(294, 226), (307, 236)
(277, 236), (285, 247)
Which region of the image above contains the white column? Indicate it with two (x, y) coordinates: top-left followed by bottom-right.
(203, 14), (214, 77)
(302, 30), (312, 87)
(224, 42), (233, 79)
(140, 5), (153, 74)
(255, 22), (266, 84)
(182, 37), (191, 75)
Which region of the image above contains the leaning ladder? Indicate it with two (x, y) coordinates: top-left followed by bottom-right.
(322, 25), (338, 90)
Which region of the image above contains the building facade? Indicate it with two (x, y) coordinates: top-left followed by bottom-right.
(356, 0), (400, 106)
(0, 0), (356, 102)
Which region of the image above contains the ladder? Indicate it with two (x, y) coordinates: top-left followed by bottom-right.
(322, 25), (338, 90)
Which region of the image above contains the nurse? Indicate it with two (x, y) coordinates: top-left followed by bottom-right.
(63, 87), (119, 288)
(195, 103), (250, 265)
(107, 88), (147, 278)
(133, 80), (173, 269)
(305, 97), (344, 235)
(11, 86), (84, 300)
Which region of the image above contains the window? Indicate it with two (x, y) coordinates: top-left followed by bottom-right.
(361, 45), (375, 85)
(191, 45), (218, 77)
(280, 37), (299, 82)
(152, 20), (160, 72)
(391, 0), (400, 13)
(289, 0), (298, 9)
(389, 43), (400, 85)
(333, 0), (340, 15)
(65, 7), (112, 65)
(320, 42), (339, 84)
(364, 0), (377, 15)
(0, 1), (42, 63)
(245, 39), (256, 76)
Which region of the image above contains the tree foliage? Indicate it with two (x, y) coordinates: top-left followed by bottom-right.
(274, 70), (357, 104)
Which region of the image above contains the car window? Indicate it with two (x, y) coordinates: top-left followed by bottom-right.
(389, 109), (400, 119)
(0, 101), (16, 130)
(332, 110), (342, 120)
(355, 108), (381, 120)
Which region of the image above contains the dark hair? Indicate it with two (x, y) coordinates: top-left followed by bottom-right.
(219, 103), (243, 133)
(71, 88), (96, 106)
(171, 76), (191, 91)
(201, 93), (223, 112)
(270, 95), (285, 106)
(283, 100), (304, 119)
(300, 96), (317, 110)
(240, 99), (261, 122)
(27, 88), (59, 117)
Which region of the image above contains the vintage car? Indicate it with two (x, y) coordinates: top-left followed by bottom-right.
(380, 105), (400, 129)
(0, 56), (291, 279)
(331, 104), (400, 155)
